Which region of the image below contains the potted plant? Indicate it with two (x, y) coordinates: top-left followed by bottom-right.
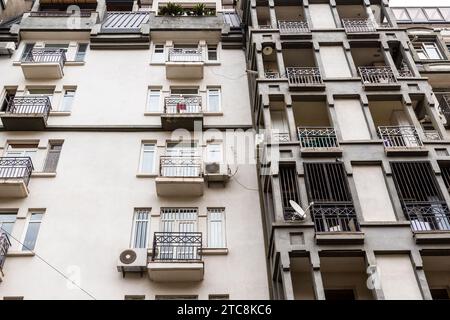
(159, 2), (183, 16)
(192, 3), (206, 16)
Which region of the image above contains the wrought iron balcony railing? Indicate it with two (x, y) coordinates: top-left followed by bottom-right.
(424, 130), (442, 141)
(152, 232), (202, 262)
(160, 156), (202, 177)
(164, 96), (202, 114)
(6, 96), (52, 120)
(168, 48), (202, 62)
(278, 20), (310, 33)
(271, 131), (290, 143)
(298, 127), (339, 149)
(286, 67), (322, 86)
(21, 49), (66, 69)
(311, 204), (360, 233)
(0, 157), (34, 186)
(342, 18), (376, 33)
(378, 126), (423, 149)
(438, 95), (450, 124)
(359, 66), (397, 85)
(264, 71), (280, 79)
(0, 232), (11, 274)
(404, 202), (450, 232)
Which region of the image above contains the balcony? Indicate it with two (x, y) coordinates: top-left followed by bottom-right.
(286, 67), (324, 91)
(342, 18), (377, 36)
(298, 127), (342, 156)
(378, 126), (427, 156)
(161, 96), (203, 131)
(359, 66), (400, 90)
(312, 205), (364, 244)
(155, 156), (204, 197)
(405, 202), (450, 244)
(0, 157), (33, 198)
(438, 95), (450, 128)
(0, 232), (11, 282)
(1, 97), (52, 130)
(277, 20), (311, 39)
(166, 48), (204, 79)
(148, 232), (204, 282)
(20, 49), (66, 79)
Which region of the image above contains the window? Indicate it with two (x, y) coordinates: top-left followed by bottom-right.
(75, 44), (88, 62)
(279, 164), (301, 220)
(207, 45), (218, 61)
(139, 143), (156, 174)
(0, 213), (16, 235)
(392, 8), (411, 22)
(207, 88), (221, 112)
(206, 143), (222, 163)
(160, 208), (198, 233)
(5, 144), (38, 162)
(414, 42), (444, 60)
(131, 209), (151, 248)
(152, 44), (165, 63)
(146, 89), (161, 112)
(22, 212), (43, 251)
(43, 142), (63, 173)
(21, 43), (35, 60)
(26, 88), (54, 104)
(207, 208), (226, 248)
(1, 88), (16, 112)
(61, 89), (76, 112)
(44, 43), (69, 53)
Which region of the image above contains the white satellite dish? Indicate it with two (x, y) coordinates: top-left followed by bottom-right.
(262, 46), (273, 56)
(289, 200), (314, 221)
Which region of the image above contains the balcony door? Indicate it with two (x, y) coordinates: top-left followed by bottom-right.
(159, 208), (199, 260)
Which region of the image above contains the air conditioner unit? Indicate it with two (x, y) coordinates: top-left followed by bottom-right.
(117, 248), (148, 274)
(204, 162), (231, 184)
(0, 42), (15, 56)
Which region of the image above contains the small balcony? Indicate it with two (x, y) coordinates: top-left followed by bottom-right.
(286, 67), (324, 91)
(359, 66), (400, 90)
(0, 157), (33, 198)
(405, 202), (450, 244)
(20, 49), (66, 79)
(438, 95), (450, 128)
(148, 232), (204, 282)
(155, 156), (204, 197)
(166, 48), (204, 79)
(278, 21), (311, 39)
(378, 126), (427, 156)
(312, 204), (364, 244)
(0, 232), (11, 282)
(161, 96), (203, 131)
(342, 18), (377, 35)
(298, 127), (342, 156)
(1, 97), (52, 130)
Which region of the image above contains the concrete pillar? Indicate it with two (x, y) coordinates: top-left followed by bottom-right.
(411, 251), (432, 300)
(268, 0), (277, 29)
(310, 252), (325, 300)
(365, 251), (385, 300)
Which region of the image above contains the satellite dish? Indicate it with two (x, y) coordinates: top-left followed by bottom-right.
(289, 200), (314, 221)
(262, 46), (273, 56)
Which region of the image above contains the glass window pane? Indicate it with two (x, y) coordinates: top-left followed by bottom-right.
(407, 8), (427, 22)
(22, 214), (42, 251)
(393, 8), (410, 22)
(61, 90), (75, 111)
(147, 90), (161, 112)
(132, 209), (150, 248)
(425, 43), (443, 59)
(208, 209), (225, 248)
(208, 46), (217, 60)
(424, 8), (443, 21)
(141, 144), (155, 173)
(75, 44), (88, 61)
(440, 8), (450, 21)
(208, 89), (220, 112)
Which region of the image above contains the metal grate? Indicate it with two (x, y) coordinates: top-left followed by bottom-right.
(278, 20), (310, 33)
(101, 11), (149, 32)
(342, 18), (376, 33)
(279, 164), (301, 220)
(359, 66), (397, 85)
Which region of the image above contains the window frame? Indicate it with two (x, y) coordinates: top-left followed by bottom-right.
(207, 208), (226, 248)
(152, 44), (165, 63)
(75, 43), (88, 62)
(207, 44), (218, 62)
(21, 211), (44, 252)
(60, 88), (76, 112)
(206, 88), (221, 112)
(139, 143), (157, 174)
(146, 88), (162, 112)
(130, 208), (151, 249)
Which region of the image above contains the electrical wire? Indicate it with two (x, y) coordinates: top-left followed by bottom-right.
(0, 227), (97, 300)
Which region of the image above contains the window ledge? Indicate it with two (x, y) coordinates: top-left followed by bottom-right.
(50, 111), (71, 116)
(65, 61), (85, 66)
(32, 172), (57, 178)
(205, 61), (220, 66)
(201, 248), (228, 255)
(136, 173), (158, 178)
(204, 112), (223, 116)
(6, 251), (35, 257)
(149, 62), (165, 66)
(144, 112), (163, 116)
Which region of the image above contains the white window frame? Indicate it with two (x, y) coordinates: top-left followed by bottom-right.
(207, 44), (219, 62)
(60, 88), (76, 112)
(206, 88), (221, 112)
(0, 212), (17, 236)
(130, 208), (151, 249)
(152, 44), (165, 63)
(416, 42), (445, 60)
(207, 208), (226, 248)
(146, 88), (162, 112)
(21, 211), (44, 251)
(139, 143), (156, 174)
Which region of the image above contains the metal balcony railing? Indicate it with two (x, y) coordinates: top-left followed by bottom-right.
(311, 204), (360, 233)
(6, 96), (52, 120)
(0, 232), (11, 274)
(424, 130), (441, 141)
(404, 202), (450, 232)
(286, 67), (322, 86)
(438, 95), (450, 124)
(278, 20), (310, 33)
(164, 96), (202, 114)
(160, 156), (202, 177)
(298, 127), (339, 149)
(152, 232), (202, 262)
(0, 157), (34, 186)
(271, 132), (290, 142)
(264, 71), (280, 79)
(168, 48), (202, 62)
(359, 66), (397, 85)
(342, 18), (376, 33)
(378, 126), (423, 149)
(21, 49), (66, 69)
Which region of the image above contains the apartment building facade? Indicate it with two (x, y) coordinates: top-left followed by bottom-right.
(0, 0), (269, 300)
(243, 0), (450, 300)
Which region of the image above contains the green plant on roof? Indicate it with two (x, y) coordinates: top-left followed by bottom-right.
(159, 2), (183, 16)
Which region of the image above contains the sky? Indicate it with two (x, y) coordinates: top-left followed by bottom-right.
(389, 0), (450, 6)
